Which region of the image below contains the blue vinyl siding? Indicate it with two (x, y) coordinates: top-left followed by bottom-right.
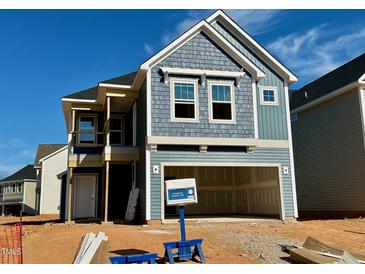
(149, 147), (295, 219)
(212, 21), (289, 140)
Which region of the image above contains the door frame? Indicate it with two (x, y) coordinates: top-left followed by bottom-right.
(160, 162), (285, 221)
(73, 173), (98, 219)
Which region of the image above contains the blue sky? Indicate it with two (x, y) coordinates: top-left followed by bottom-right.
(0, 9), (364, 177)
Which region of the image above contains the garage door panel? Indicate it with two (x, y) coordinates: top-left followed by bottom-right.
(164, 166), (281, 218)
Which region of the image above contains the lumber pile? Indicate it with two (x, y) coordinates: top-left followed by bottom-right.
(73, 232), (109, 264)
(286, 236), (365, 264)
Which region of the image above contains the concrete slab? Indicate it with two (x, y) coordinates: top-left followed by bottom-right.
(162, 216), (282, 224)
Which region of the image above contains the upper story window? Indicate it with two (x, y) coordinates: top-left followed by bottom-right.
(12, 183), (16, 193)
(110, 115), (124, 145)
(208, 81), (236, 124)
(259, 86), (278, 106)
(17, 182), (22, 193)
(170, 79), (199, 122)
(0, 185), (2, 195)
(78, 115), (97, 144)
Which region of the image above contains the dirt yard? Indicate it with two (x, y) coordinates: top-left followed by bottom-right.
(1, 215), (364, 264)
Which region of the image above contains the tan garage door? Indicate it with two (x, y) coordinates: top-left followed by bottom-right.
(164, 166), (281, 218)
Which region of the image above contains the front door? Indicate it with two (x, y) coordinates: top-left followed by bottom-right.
(74, 175), (96, 219)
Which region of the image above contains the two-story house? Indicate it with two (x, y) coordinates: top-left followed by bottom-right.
(61, 10), (298, 224)
(290, 53), (365, 218)
(0, 164), (37, 216)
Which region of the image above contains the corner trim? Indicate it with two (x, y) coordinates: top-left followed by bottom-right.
(284, 83), (298, 218)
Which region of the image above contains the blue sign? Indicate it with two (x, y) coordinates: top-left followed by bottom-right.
(168, 187), (195, 201)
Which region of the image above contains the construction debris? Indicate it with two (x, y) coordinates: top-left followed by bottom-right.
(73, 232), (109, 264)
(286, 236), (365, 264)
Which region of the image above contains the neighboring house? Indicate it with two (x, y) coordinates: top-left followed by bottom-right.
(290, 53), (365, 218)
(61, 10), (298, 224)
(0, 165), (37, 215)
(34, 144), (68, 215)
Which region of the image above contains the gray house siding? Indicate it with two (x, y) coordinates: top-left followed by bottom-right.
(149, 147), (295, 220)
(212, 21), (288, 140)
(292, 88), (365, 212)
(136, 80), (147, 220)
(150, 32), (255, 139)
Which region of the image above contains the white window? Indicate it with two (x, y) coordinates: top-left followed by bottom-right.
(259, 86), (278, 106)
(12, 183), (16, 193)
(78, 115), (97, 144)
(170, 79), (199, 122)
(109, 115), (124, 145)
(208, 81), (236, 123)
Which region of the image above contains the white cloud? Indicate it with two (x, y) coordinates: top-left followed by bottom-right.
(0, 137), (26, 149)
(268, 25), (365, 81)
(226, 10), (282, 35)
(160, 9), (282, 45)
(144, 43), (154, 55)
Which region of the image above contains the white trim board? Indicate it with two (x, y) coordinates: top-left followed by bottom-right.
(206, 10), (297, 84)
(61, 98), (97, 103)
(146, 136), (289, 148)
(160, 162), (286, 221)
(284, 83), (298, 218)
(140, 20), (265, 81)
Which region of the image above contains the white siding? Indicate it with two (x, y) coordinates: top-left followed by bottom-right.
(40, 148), (67, 214)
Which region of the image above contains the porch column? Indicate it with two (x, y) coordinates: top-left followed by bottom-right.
(66, 167), (73, 223)
(1, 205), (4, 216)
(103, 161), (110, 224)
(106, 96), (110, 146)
(71, 109), (76, 154)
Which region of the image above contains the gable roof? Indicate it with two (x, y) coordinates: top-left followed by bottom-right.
(290, 53), (365, 111)
(62, 86), (98, 101)
(140, 20), (265, 81)
(206, 10), (298, 84)
(0, 165), (36, 182)
(34, 144), (67, 168)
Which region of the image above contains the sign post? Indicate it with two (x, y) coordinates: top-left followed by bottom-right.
(163, 178), (205, 264)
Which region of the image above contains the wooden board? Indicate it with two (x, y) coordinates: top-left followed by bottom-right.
(303, 236), (365, 261)
(288, 248), (338, 264)
(79, 232), (106, 264)
(73, 232), (95, 264)
(90, 240), (109, 264)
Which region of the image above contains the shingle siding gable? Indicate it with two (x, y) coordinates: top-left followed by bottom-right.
(150, 32), (255, 138)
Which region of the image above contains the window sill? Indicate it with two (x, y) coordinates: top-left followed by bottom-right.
(170, 118), (200, 123)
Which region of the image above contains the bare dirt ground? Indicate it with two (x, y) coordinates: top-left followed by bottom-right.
(1, 215), (365, 264)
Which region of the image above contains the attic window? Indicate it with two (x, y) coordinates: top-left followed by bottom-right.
(259, 86), (278, 106)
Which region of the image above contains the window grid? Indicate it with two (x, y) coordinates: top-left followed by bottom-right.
(209, 82), (236, 123)
(171, 79), (198, 122)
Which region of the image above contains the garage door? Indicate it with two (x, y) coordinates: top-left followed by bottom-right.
(164, 166), (282, 218)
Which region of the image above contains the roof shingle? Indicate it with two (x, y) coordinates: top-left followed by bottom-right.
(290, 53), (365, 110)
(0, 165), (37, 182)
